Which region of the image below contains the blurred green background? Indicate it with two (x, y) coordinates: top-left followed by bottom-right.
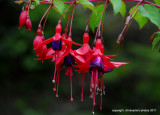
(0, 1), (160, 115)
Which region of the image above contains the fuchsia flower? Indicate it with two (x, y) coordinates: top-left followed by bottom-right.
(74, 32), (91, 102)
(52, 35), (85, 101)
(38, 23), (82, 51)
(74, 39), (129, 113)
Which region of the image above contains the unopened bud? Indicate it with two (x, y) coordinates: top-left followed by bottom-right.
(124, 16), (132, 25)
(116, 33), (124, 46)
(85, 25), (89, 32)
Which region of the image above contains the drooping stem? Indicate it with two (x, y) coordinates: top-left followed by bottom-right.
(39, 3), (53, 26)
(69, 3), (76, 36)
(42, 7), (51, 31)
(129, 0), (143, 16)
(59, 1), (75, 21)
(122, 8), (139, 37)
(64, 11), (71, 35)
(95, 0), (109, 40)
(86, 1), (101, 26)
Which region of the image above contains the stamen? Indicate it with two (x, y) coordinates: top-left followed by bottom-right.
(100, 77), (103, 110)
(70, 67), (73, 101)
(56, 70), (60, 98)
(81, 73), (85, 102)
(53, 72), (57, 92)
(52, 51), (57, 83)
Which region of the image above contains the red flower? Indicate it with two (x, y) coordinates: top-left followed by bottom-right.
(38, 23), (81, 52)
(74, 32), (91, 102)
(52, 35), (85, 101)
(74, 39), (129, 113)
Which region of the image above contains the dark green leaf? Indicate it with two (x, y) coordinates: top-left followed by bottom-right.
(152, 32), (160, 49)
(78, 0), (95, 11)
(129, 6), (148, 29)
(120, 1), (126, 18)
(89, 4), (106, 32)
(139, 4), (160, 29)
(110, 0), (122, 15)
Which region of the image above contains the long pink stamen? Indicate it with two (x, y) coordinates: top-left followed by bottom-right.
(56, 71), (60, 97)
(93, 71), (96, 106)
(81, 73), (85, 102)
(52, 51), (57, 83)
(70, 67), (73, 101)
(100, 77), (103, 110)
(53, 72), (57, 92)
(91, 71), (94, 88)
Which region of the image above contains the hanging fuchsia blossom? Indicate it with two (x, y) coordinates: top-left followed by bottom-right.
(74, 39), (129, 113)
(52, 35), (85, 101)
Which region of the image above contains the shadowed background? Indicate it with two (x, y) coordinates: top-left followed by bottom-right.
(0, 0), (160, 115)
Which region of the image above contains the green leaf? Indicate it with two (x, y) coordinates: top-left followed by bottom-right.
(139, 4), (160, 29)
(154, 0), (160, 11)
(110, 0), (122, 15)
(89, 4), (106, 32)
(152, 32), (160, 49)
(154, 0), (160, 5)
(78, 0), (95, 11)
(52, 0), (65, 14)
(34, 0), (39, 4)
(18, 1), (23, 5)
(120, 1), (126, 18)
(129, 6), (148, 29)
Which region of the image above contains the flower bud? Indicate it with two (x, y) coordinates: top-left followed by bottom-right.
(116, 33), (124, 46)
(33, 28), (43, 55)
(25, 15), (32, 31)
(124, 16), (132, 25)
(19, 5), (28, 29)
(83, 32), (89, 44)
(56, 23), (62, 34)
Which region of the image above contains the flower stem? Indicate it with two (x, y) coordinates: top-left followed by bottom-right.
(39, 3), (53, 26)
(95, 0), (109, 40)
(69, 3), (76, 36)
